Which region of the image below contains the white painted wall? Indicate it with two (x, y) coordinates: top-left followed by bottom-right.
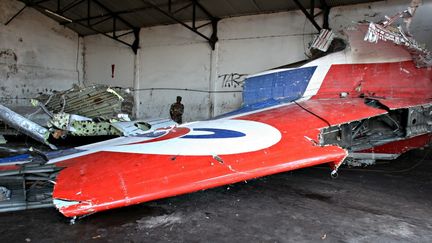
(84, 11), (317, 121)
(0, 0), (83, 112)
(83, 0), (432, 122)
(84, 33), (134, 88)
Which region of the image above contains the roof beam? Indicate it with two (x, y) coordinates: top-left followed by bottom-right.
(250, 0), (262, 11)
(91, 0), (135, 29)
(21, 0), (141, 54)
(24, 0), (224, 51)
(59, 0), (85, 14)
(310, 0), (315, 16)
(4, 5), (27, 25)
(319, 0), (330, 29)
(292, 0), (321, 31)
(140, 0), (219, 50)
(292, 0), (331, 31)
(58, 2), (189, 25)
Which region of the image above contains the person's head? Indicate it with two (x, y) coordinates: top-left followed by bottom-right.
(176, 96), (182, 103)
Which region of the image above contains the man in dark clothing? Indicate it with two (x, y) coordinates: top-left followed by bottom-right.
(170, 96), (184, 124)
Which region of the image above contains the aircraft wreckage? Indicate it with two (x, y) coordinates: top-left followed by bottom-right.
(0, 3), (431, 220)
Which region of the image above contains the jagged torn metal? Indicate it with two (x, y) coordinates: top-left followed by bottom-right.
(364, 0), (432, 68)
(311, 29), (335, 52)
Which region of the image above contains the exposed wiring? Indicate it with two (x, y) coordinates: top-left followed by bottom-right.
(4, 6), (26, 26)
(60, 95), (66, 113)
(302, 13), (313, 59)
(26, 94), (54, 119)
(76, 36), (81, 85)
(294, 100), (331, 127)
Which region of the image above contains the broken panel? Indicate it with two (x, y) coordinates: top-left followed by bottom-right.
(35, 85), (134, 119)
(0, 104), (56, 149)
(0, 159), (61, 212)
(320, 102), (432, 164)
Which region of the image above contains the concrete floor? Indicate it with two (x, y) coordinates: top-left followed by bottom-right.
(0, 148), (431, 242)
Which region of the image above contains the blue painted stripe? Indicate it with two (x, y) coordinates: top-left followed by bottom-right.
(0, 148), (86, 164)
(243, 66), (316, 106)
(0, 154), (31, 164)
(217, 66), (316, 118)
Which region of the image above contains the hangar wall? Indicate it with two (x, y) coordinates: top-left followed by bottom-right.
(0, 0), (83, 112)
(83, 34), (135, 88)
(1, 0), (418, 122)
(84, 0), (432, 122)
(85, 11), (318, 121)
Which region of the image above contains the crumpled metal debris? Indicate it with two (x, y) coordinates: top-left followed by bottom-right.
(310, 29), (335, 52)
(33, 85), (178, 138)
(0, 104), (56, 149)
(0, 187), (11, 201)
(48, 112), (176, 137)
(0, 84), (135, 148)
(364, 0), (431, 68)
(48, 112), (126, 137)
(0, 135), (6, 145)
(35, 84), (133, 119)
(33, 84), (139, 138)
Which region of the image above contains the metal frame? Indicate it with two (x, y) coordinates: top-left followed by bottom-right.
(19, 0), (329, 51)
(20, 0), (141, 53)
(4, 5), (27, 25)
(140, 0), (220, 50)
(293, 0), (330, 31)
(20, 0), (219, 52)
(0, 156), (59, 213)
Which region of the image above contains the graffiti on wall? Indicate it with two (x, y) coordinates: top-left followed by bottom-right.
(218, 73), (248, 88)
(0, 49), (18, 79)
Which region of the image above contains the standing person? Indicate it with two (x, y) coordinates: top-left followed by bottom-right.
(170, 96), (184, 124)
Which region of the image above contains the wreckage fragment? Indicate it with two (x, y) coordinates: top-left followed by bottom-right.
(310, 29), (335, 52)
(0, 104), (56, 149)
(48, 113), (122, 137)
(35, 84), (133, 119)
(364, 0), (432, 68)
(47, 112), (176, 137)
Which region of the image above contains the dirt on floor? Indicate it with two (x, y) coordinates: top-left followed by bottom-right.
(0, 148), (431, 242)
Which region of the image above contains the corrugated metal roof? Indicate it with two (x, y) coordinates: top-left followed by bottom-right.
(24, 0), (380, 36)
